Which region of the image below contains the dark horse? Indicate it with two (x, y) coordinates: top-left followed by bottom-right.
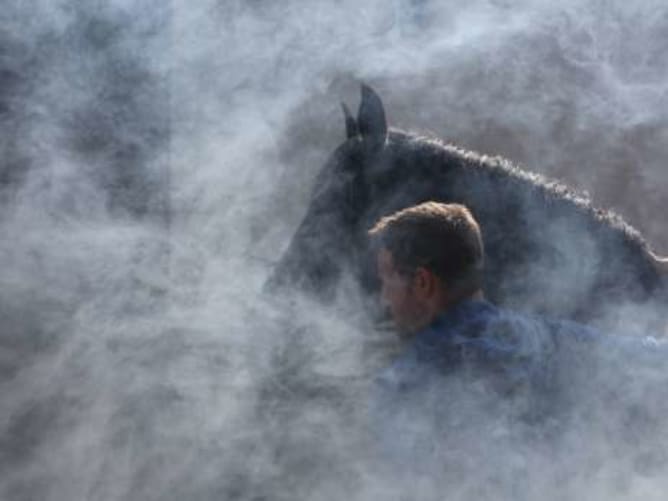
(268, 85), (668, 327)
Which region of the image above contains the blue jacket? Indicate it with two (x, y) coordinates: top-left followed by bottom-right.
(375, 298), (663, 397)
(375, 299), (568, 395)
(370, 299), (665, 480)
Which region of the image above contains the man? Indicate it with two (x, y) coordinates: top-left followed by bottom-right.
(368, 201), (564, 385)
(365, 202), (602, 496)
(368, 201), (662, 382)
(366, 201), (667, 497)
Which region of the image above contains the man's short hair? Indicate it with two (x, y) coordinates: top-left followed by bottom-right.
(368, 202), (485, 294)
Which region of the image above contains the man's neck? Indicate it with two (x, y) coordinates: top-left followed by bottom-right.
(440, 288), (484, 313)
(414, 288), (485, 334)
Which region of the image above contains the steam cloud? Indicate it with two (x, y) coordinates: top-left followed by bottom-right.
(1, 1), (667, 499)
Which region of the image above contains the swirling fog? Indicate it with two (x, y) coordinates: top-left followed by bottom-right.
(1, 1), (667, 499)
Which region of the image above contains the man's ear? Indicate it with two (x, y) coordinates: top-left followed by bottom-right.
(413, 267), (437, 299)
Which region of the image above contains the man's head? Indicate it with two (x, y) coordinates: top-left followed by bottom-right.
(368, 202), (485, 335)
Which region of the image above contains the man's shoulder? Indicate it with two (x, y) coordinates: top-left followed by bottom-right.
(436, 300), (554, 357)
(377, 301), (537, 386)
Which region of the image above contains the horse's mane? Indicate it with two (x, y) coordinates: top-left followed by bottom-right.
(385, 128), (652, 256)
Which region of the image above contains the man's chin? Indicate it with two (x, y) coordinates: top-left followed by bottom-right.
(395, 322), (420, 340)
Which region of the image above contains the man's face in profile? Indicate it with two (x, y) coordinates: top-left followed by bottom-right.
(376, 248), (429, 336)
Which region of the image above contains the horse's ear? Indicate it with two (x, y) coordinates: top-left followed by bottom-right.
(357, 84), (387, 147)
(341, 102), (358, 139)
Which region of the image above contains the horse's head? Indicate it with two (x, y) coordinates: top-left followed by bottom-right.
(266, 85), (386, 300)
(267, 85), (464, 302)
